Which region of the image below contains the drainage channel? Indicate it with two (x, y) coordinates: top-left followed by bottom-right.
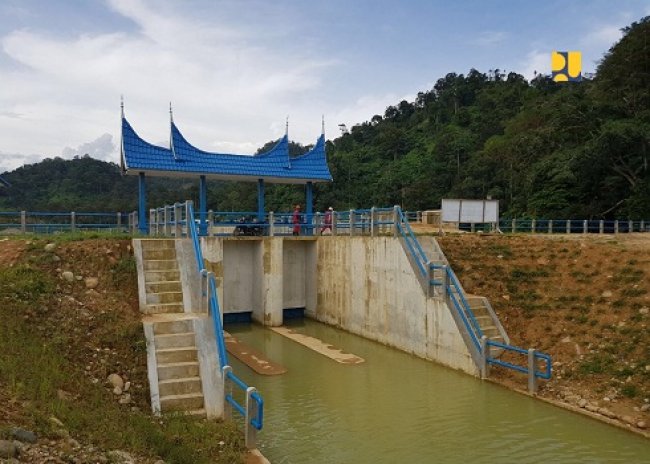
(226, 319), (649, 464)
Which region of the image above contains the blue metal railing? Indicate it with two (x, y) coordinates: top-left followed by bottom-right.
(184, 202), (264, 434)
(393, 206), (553, 385)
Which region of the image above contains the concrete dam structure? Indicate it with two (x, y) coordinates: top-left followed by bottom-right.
(202, 235), (478, 375)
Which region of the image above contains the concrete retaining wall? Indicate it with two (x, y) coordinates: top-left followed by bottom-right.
(312, 237), (477, 375)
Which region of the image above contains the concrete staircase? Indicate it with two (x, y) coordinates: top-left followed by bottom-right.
(135, 239), (220, 418)
(140, 239), (184, 314)
(465, 295), (508, 356)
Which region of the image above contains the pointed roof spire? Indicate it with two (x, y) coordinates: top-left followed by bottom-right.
(169, 101), (174, 123)
(285, 115), (289, 137)
(321, 114), (325, 135)
(120, 95), (124, 118)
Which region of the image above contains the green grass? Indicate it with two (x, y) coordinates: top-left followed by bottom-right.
(0, 264), (245, 463)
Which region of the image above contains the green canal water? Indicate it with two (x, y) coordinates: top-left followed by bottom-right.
(227, 319), (650, 464)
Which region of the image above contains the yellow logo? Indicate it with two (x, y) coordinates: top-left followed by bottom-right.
(551, 51), (581, 82)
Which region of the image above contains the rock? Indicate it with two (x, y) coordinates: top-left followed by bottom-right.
(107, 450), (135, 464)
(502, 295), (510, 301)
(603, 397), (611, 402)
(601, 290), (613, 298)
(107, 373), (124, 389)
(536, 257), (549, 265)
(52, 255), (61, 262)
(621, 415), (636, 426)
(119, 393), (131, 404)
(75, 275), (83, 281)
(0, 440), (17, 458)
(44, 243), (56, 252)
(62, 271), (74, 282)
(113, 386), (123, 396)
(637, 421), (647, 429)
(640, 404), (650, 412)
(67, 438), (81, 448)
(578, 399), (588, 408)
(57, 389), (73, 401)
(561, 336), (572, 343)
(50, 416), (66, 428)
(585, 404), (599, 413)
(123, 381), (131, 392)
(10, 428), (37, 444)
(85, 277), (99, 289)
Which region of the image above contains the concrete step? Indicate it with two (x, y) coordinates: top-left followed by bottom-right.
(143, 248), (177, 260)
(481, 325), (501, 337)
(145, 270), (181, 283)
(158, 361), (200, 381)
(154, 319), (193, 335)
(159, 393), (204, 412)
(147, 291), (183, 305)
(155, 332), (196, 349)
(146, 281), (182, 294)
(141, 239), (176, 250)
(158, 377), (202, 396)
(156, 346), (198, 364)
(146, 303), (184, 314)
(144, 260), (178, 271)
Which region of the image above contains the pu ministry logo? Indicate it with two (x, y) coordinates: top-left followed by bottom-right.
(551, 51), (582, 82)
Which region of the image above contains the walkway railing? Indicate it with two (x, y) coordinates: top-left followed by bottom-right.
(180, 200), (264, 449)
(0, 210), (128, 233)
(149, 206), (397, 237)
(393, 205), (552, 393)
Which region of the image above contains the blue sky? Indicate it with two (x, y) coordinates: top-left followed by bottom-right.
(0, 0), (649, 173)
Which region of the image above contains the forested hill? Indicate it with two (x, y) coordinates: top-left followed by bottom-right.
(1, 16), (649, 218)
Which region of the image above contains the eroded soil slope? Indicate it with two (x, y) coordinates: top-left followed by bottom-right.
(438, 233), (649, 433)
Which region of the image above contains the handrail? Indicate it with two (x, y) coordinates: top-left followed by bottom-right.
(183, 201), (263, 440)
(393, 205), (552, 387)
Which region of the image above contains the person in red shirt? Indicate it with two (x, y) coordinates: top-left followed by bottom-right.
(292, 204), (301, 236)
(322, 206), (333, 235)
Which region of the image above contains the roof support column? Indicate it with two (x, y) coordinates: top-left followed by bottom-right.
(138, 172), (148, 235)
(257, 179), (265, 222)
(305, 181), (313, 236)
(199, 175), (208, 236)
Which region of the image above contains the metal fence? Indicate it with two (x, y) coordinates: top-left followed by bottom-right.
(0, 210), (129, 234)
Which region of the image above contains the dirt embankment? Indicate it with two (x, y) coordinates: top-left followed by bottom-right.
(438, 233), (649, 434)
(0, 237), (244, 464)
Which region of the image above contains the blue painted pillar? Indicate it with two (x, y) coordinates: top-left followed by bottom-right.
(138, 172), (148, 234)
(257, 179), (265, 221)
(305, 181), (313, 236)
(199, 175), (207, 236)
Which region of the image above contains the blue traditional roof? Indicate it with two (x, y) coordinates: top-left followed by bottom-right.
(120, 116), (332, 184)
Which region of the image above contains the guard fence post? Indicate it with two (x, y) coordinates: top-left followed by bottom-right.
(614, 220), (619, 234)
(349, 210), (356, 237)
(222, 366), (232, 420)
(370, 207), (376, 237)
(269, 211), (275, 237)
(531, 219), (536, 233)
(480, 336), (489, 379)
(528, 349), (537, 395)
(583, 220), (588, 234)
(70, 212), (76, 232)
(548, 220), (553, 234)
(175, 203), (183, 237)
(20, 211), (26, 233)
(245, 387), (258, 449)
(393, 205), (399, 237)
(511, 219), (516, 233)
(426, 260), (434, 298)
(566, 220), (570, 234)
(599, 220), (604, 234)
(629, 220), (633, 233)
(332, 211), (338, 236)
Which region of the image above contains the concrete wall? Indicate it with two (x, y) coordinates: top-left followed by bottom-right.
(310, 237), (478, 376)
(223, 240), (259, 313)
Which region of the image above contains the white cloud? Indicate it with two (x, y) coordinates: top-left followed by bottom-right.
(519, 50), (548, 81)
(61, 133), (115, 161)
(0, 0), (338, 166)
(472, 31), (507, 47)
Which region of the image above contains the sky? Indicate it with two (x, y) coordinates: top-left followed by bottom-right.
(1, 0), (649, 173)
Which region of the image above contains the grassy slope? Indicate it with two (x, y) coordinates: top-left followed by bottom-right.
(0, 236), (245, 464)
(438, 233), (650, 419)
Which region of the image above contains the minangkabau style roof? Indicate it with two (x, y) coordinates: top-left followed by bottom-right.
(120, 115), (332, 184)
